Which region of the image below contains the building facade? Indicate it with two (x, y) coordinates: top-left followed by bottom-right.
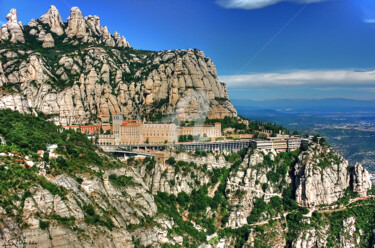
(142, 123), (177, 144)
(178, 123), (222, 138)
(80, 125), (102, 134)
(98, 115), (222, 146)
(98, 134), (115, 146)
(116, 120), (178, 145)
(113, 114), (124, 145)
(120, 121), (142, 144)
(252, 138), (303, 152)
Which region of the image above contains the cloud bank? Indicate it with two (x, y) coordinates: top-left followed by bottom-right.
(216, 0), (327, 10)
(220, 70), (375, 88)
(364, 19), (375, 24)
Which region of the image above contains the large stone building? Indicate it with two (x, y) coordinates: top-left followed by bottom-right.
(113, 114), (124, 145)
(142, 123), (178, 144)
(97, 115), (222, 146)
(120, 121), (143, 144)
(115, 120), (178, 145)
(98, 134), (115, 146)
(251, 137), (304, 153)
(178, 123), (222, 138)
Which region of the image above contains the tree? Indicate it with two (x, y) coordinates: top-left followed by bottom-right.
(166, 157), (176, 165)
(43, 150), (49, 162)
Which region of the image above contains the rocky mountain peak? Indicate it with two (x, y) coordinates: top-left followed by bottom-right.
(39, 5), (64, 36)
(0, 6), (236, 124)
(66, 6), (87, 39)
(6, 9), (17, 22)
(1, 6), (131, 49)
(4, 8), (25, 43)
(61, 6), (131, 48)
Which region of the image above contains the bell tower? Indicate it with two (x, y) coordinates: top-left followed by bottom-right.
(113, 114), (124, 145)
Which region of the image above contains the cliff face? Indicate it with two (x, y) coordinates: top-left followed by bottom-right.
(0, 6), (237, 125)
(294, 144), (350, 207)
(0, 165), (177, 247)
(294, 143), (372, 207)
(223, 143), (373, 229)
(0, 131), (374, 247)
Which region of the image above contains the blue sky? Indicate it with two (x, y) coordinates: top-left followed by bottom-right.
(1, 0), (375, 101)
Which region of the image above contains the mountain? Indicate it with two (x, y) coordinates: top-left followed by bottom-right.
(0, 109), (375, 247)
(1, 5), (375, 248)
(0, 6), (237, 125)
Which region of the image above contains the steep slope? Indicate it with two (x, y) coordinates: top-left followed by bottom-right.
(0, 109), (375, 247)
(0, 6), (237, 125)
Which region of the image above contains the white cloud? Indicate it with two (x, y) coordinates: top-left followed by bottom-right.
(216, 0), (326, 10)
(220, 70), (375, 88)
(364, 19), (375, 24)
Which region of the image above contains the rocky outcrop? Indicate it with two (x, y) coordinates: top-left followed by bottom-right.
(245, 221), (286, 248)
(42, 33), (54, 48)
(66, 7), (88, 40)
(134, 152), (221, 195)
(351, 162), (372, 197)
(39, 5), (64, 36)
(3, 9), (25, 43)
(225, 150), (285, 228)
(340, 217), (361, 248)
(64, 6), (130, 48)
(0, 47), (236, 124)
(0, 6), (236, 124)
(225, 151), (263, 228)
(292, 221), (329, 248)
(0, 163), (178, 247)
(294, 144), (350, 207)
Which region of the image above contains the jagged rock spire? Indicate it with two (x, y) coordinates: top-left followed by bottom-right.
(5, 9), (25, 43)
(40, 5), (64, 36)
(1, 6), (131, 48)
(66, 7), (88, 40)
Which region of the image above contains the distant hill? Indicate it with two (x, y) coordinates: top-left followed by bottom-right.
(233, 98), (375, 117)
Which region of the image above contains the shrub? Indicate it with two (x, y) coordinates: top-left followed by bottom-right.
(109, 174), (135, 187)
(39, 220), (49, 230)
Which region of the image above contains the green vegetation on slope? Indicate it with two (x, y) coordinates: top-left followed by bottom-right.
(0, 109), (123, 227)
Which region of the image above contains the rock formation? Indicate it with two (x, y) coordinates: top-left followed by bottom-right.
(0, 164), (180, 247)
(134, 151), (226, 195)
(4, 9), (25, 43)
(351, 162), (372, 197)
(292, 221), (329, 248)
(294, 143), (350, 207)
(0, 6), (236, 124)
(223, 143), (373, 229)
(66, 7), (88, 40)
(225, 151), (269, 228)
(42, 33), (54, 48)
(39, 5), (64, 36)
